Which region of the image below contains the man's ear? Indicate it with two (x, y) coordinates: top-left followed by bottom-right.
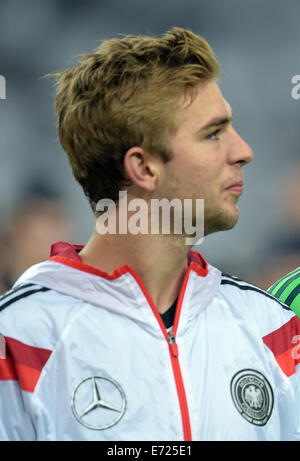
(123, 146), (162, 192)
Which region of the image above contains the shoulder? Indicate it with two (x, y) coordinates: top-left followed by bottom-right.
(218, 272), (300, 378)
(218, 272), (296, 337)
(0, 282), (86, 395)
(0, 282), (83, 350)
(219, 272), (292, 312)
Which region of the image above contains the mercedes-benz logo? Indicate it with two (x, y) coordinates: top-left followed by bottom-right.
(71, 375), (127, 430)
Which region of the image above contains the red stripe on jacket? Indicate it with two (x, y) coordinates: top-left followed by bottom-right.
(0, 336), (52, 392)
(263, 316), (300, 377)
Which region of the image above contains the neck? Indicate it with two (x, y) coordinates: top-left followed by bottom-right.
(79, 229), (190, 314)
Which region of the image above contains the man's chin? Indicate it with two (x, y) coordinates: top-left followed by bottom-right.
(204, 208), (239, 236)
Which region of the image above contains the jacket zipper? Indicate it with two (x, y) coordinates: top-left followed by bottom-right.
(122, 264), (194, 441)
(167, 330), (192, 441)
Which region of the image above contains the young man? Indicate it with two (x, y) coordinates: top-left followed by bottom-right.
(268, 267), (300, 317)
(0, 27), (300, 441)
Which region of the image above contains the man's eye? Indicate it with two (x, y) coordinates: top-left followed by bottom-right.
(208, 129), (221, 140)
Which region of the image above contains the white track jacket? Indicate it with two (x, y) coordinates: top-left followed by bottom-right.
(0, 241), (300, 441)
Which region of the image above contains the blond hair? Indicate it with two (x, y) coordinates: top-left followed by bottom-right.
(52, 27), (220, 214)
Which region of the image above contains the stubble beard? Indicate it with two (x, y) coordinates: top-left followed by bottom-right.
(203, 202), (239, 236)
(158, 171), (240, 240)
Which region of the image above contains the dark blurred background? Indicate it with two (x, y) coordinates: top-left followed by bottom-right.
(0, 0), (299, 293)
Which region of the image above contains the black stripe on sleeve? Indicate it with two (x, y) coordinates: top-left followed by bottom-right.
(0, 285), (51, 312)
(0, 283), (37, 304)
(222, 273), (244, 282)
(221, 277), (291, 311)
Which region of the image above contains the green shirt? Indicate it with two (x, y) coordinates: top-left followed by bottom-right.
(268, 267), (300, 317)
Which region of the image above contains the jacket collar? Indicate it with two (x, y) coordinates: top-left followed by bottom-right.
(48, 241), (209, 279)
(14, 241), (221, 337)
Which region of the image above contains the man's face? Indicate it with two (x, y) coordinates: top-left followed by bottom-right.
(161, 80), (253, 236)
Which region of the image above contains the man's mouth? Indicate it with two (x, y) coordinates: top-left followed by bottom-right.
(224, 180), (244, 194)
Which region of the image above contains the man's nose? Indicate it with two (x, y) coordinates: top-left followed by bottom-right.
(229, 128), (253, 166)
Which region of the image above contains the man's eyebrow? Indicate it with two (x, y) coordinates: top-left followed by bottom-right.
(198, 114), (233, 132)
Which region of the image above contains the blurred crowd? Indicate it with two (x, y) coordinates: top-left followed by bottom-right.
(0, 180), (74, 294)
(248, 162), (300, 289)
